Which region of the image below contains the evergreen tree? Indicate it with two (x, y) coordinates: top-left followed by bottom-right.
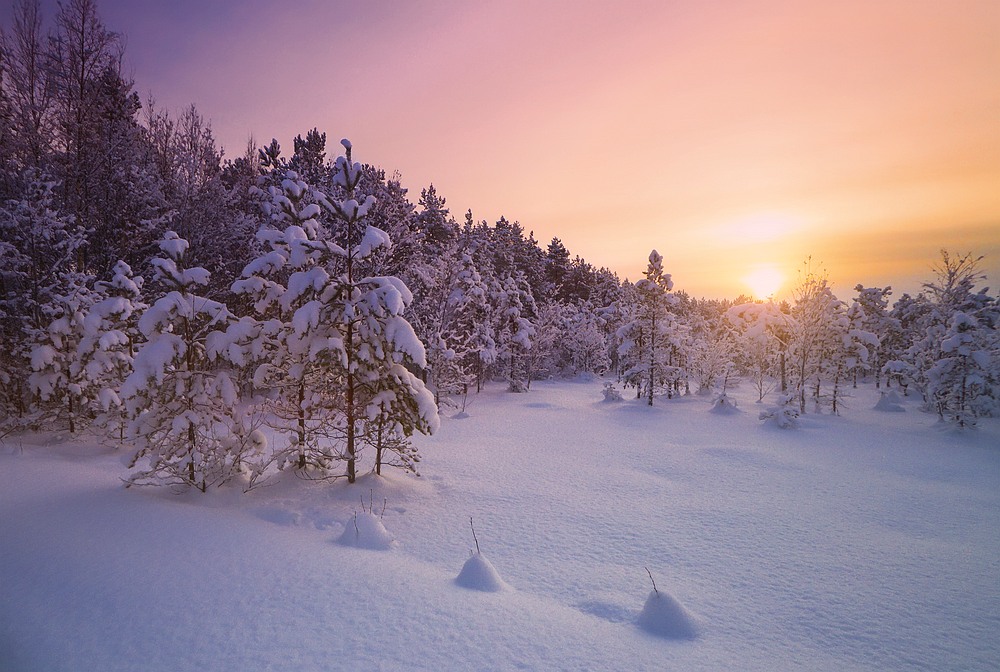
(851, 285), (894, 388)
(619, 250), (675, 406)
(121, 232), (257, 491)
(493, 270), (535, 392)
(1, 175), (89, 423)
(76, 260), (145, 440)
(27, 269), (95, 433)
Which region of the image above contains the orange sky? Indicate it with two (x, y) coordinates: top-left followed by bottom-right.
(12, 0), (999, 300)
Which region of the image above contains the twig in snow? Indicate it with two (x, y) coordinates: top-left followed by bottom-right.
(645, 567), (658, 594)
(353, 511), (359, 538)
(381, 497), (387, 520)
(470, 517), (481, 554)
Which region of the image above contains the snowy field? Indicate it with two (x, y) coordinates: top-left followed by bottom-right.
(2, 378), (999, 671)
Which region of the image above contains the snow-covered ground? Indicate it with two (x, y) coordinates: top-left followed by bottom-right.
(2, 379), (999, 671)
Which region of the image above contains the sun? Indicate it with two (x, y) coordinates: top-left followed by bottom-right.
(742, 265), (784, 299)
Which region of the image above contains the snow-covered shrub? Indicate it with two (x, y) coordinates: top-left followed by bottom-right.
(455, 552), (507, 592)
(602, 382), (623, 402)
(337, 511), (395, 551)
(873, 390), (906, 413)
(759, 393), (799, 429)
(710, 393), (739, 415)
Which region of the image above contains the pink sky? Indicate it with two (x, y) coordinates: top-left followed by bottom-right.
(9, 0), (1000, 299)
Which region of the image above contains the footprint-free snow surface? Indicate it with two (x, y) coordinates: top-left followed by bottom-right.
(2, 379), (999, 671)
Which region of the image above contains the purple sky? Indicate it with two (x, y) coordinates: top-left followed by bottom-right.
(6, 0), (999, 299)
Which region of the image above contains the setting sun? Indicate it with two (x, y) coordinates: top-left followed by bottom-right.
(742, 265), (784, 299)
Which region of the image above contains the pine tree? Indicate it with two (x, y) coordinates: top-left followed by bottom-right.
(1, 174), (89, 425)
(232, 172), (346, 473)
(493, 270), (536, 392)
(620, 250), (675, 406)
(239, 141), (438, 482)
(27, 272), (95, 433)
(76, 260), (145, 440)
(312, 140), (438, 480)
(121, 232), (257, 491)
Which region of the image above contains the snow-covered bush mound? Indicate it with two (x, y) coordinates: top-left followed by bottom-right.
(602, 382), (623, 402)
(455, 552), (507, 592)
(759, 394), (799, 428)
(336, 512), (395, 550)
(874, 390), (906, 413)
(709, 394), (740, 415)
(636, 590), (699, 640)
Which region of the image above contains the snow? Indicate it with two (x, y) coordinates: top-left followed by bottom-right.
(336, 511), (395, 550)
(455, 552), (507, 592)
(2, 379), (999, 671)
(637, 590), (699, 640)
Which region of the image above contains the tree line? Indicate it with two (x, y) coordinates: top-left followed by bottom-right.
(1, 0), (997, 490)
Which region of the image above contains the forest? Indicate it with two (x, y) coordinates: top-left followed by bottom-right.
(1, 0), (997, 491)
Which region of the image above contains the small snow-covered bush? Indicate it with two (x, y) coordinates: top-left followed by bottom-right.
(455, 552), (507, 592)
(602, 382), (623, 402)
(337, 511), (395, 551)
(709, 393), (739, 415)
(873, 390), (905, 413)
(637, 590), (698, 640)
(759, 393), (799, 429)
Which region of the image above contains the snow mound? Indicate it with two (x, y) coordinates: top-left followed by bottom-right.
(874, 390), (906, 413)
(709, 394), (740, 415)
(637, 590), (699, 640)
(336, 512), (395, 550)
(455, 552), (507, 592)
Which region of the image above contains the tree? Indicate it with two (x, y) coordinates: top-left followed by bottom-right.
(851, 285), (894, 388)
(27, 271), (95, 433)
(313, 140), (438, 480)
(725, 300), (792, 402)
(1, 0), (54, 174)
(493, 270), (536, 392)
(1, 175), (89, 423)
(789, 260), (842, 413)
(232, 173), (346, 474)
(619, 250), (675, 406)
(121, 232), (257, 491)
(915, 251), (997, 425)
(239, 141), (438, 482)
(893, 251), (998, 423)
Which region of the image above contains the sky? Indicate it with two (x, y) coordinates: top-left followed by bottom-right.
(5, 0), (999, 300)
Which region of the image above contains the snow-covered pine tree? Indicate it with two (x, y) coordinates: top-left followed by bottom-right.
(851, 285), (894, 388)
(232, 171), (345, 474)
(493, 270), (536, 392)
(76, 261), (146, 440)
(561, 301), (611, 376)
(620, 250), (675, 406)
(904, 251), (998, 424)
(928, 308), (997, 426)
(824, 300), (878, 414)
(7, 174), (91, 430)
(121, 232), (258, 491)
(246, 140), (438, 482)
(312, 140), (438, 480)
(27, 273), (96, 433)
(524, 300), (566, 386)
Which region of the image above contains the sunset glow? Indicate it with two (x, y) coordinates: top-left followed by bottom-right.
(742, 265), (785, 300)
(8, 0), (995, 299)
